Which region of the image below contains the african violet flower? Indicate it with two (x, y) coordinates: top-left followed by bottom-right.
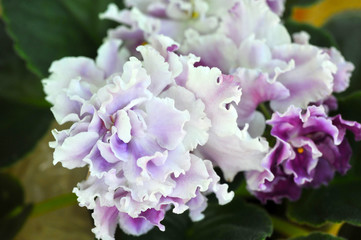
(100, 1), (355, 141)
(246, 105), (361, 203)
(99, 0), (235, 57)
(100, 0), (286, 57)
(40, 33), (284, 238)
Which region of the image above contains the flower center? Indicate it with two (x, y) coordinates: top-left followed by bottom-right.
(297, 147), (304, 154)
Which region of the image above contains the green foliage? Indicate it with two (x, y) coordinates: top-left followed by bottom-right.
(290, 232), (345, 240)
(284, 20), (336, 48)
(117, 198), (273, 240)
(337, 91), (361, 123)
(2, 0), (122, 77)
(0, 20), (47, 107)
(0, 97), (52, 168)
(338, 223), (361, 239)
(287, 179), (361, 227)
(323, 11), (361, 94)
(0, 173), (33, 240)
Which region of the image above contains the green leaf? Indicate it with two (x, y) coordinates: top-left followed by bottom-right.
(287, 179), (361, 227)
(0, 19), (48, 107)
(290, 232), (345, 240)
(283, 0), (324, 19)
(2, 0), (122, 78)
(337, 91), (361, 123)
(0, 173), (33, 240)
(118, 198), (273, 240)
(284, 20), (336, 48)
(338, 223), (361, 240)
(189, 198), (272, 240)
(0, 97), (52, 168)
(323, 11), (361, 94)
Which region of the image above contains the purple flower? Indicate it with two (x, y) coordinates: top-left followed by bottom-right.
(246, 105), (361, 203)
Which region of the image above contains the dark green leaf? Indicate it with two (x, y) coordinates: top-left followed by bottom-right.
(2, 0), (123, 77)
(0, 97), (52, 168)
(338, 223), (361, 240)
(287, 179), (361, 227)
(290, 232), (345, 240)
(118, 198), (272, 240)
(284, 0), (324, 19)
(284, 20), (336, 48)
(0, 173), (24, 218)
(0, 173), (33, 240)
(190, 198), (272, 240)
(337, 91), (361, 123)
(323, 11), (361, 94)
(0, 19), (48, 107)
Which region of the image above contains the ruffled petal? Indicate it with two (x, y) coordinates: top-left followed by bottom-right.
(96, 39), (130, 78)
(270, 44), (336, 112)
(186, 67), (242, 136)
(92, 202), (119, 240)
(160, 86), (211, 150)
(220, 0), (290, 47)
(145, 97), (190, 150)
(197, 128), (269, 181)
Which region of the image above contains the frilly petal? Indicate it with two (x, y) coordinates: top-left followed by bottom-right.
(270, 44), (336, 112)
(160, 86), (211, 151)
(92, 202), (119, 240)
(220, 0), (290, 47)
(145, 97), (190, 150)
(185, 66), (242, 136)
(96, 39), (130, 78)
(43, 57), (104, 104)
(197, 127), (269, 181)
(137, 44), (173, 95)
(53, 131), (98, 169)
(118, 212), (155, 236)
(181, 29), (238, 73)
(326, 47), (355, 93)
(233, 68), (289, 131)
(204, 160), (234, 205)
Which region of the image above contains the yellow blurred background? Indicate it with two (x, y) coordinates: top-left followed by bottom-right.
(293, 0), (361, 26)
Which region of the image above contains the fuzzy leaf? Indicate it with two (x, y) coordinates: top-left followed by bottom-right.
(0, 98), (52, 168)
(2, 0), (123, 77)
(287, 179), (361, 227)
(0, 173), (33, 240)
(0, 19), (47, 107)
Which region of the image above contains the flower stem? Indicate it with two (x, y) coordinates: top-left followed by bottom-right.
(326, 222), (344, 236)
(31, 192), (78, 217)
(271, 215), (310, 238)
(234, 181), (252, 197)
(259, 103), (272, 120)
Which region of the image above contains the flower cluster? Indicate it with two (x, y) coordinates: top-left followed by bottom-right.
(43, 35), (262, 238)
(42, 0), (360, 239)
